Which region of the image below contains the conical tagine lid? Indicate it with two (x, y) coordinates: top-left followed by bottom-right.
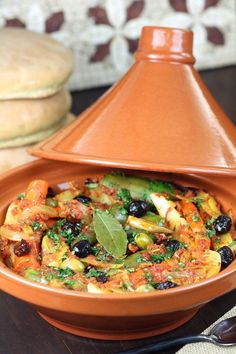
(30, 27), (236, 176)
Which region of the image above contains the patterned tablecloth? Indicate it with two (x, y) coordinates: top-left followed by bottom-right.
(0, 0), (235, 90)
(177, 305), (236, 354)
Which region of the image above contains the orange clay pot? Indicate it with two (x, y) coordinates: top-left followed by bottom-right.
(0, 159), (236, 340)
(30, 27), (236, 176)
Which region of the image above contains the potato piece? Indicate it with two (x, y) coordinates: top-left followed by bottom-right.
(21, 205), (58, 220)
(150, 194), (187, 231)
(212, 232), (236, 252)
(152, 249), (221, 286)
(81, 255), (123, 269)
(203, 250), (221, 278)
(61, 258), (85, 273)
(0, 224), (34, 241)
(127, 216), (173, 234)
(41, 235), (69, 267)
(87, 283), (108, 294)
(4, 201), (22, 225)
(198, 192), (221, 217)
(55, 189), (80, 203)
(25, 180), (48, 203)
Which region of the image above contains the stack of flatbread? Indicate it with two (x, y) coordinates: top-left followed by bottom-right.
(0, 28), (74, 173)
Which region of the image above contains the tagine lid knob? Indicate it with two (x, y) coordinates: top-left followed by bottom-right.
(135, 26), (195, 64)
(29, 26), (236, 176)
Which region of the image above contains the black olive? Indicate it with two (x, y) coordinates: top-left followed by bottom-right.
(218, 246), (234, 268)
(167, 239), (181, 252)
(72, 240), (92, 258)
(156, 281), (178, 290)
(214, 215), (232, 235)
(128, 201), (147, 218)
(74, 195), (92, 204)
(84, 265), (94, 274)
(46, 187), (56, 198)
(147, 203), (157, 213)
(14, 239), (30, 257)
(61, 220), (81, 236)
(96, 275), (108, 283)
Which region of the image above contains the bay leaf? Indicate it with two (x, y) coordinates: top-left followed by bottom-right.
(93, 211), (128, 259)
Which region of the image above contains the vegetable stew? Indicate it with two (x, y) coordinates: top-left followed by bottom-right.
(0, 172), (235, 293)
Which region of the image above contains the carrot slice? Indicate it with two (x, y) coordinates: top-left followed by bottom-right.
(181, 200), (205, 233)
(181, 200), (210, 250)
(13, 241), (40, 273)
(25, 180), (48, 203)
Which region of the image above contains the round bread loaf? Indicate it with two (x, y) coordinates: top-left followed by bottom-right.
(0, 90), (72, 148)
(0, 28), (73, 99)
(0, 113), (74, 173)
(0, 146), (37, 174)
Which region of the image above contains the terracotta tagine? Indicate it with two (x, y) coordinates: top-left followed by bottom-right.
(30, 26), (236, 175)
(0, 27), (236, 340)
(0, 160), (236, 340)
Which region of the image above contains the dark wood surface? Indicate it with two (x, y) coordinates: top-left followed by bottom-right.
(1, 66), (236, 354)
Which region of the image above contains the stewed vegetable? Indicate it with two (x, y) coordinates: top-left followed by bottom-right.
(0, 172), (235, 293)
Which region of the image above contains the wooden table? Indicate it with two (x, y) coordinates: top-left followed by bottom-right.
(1, 66), (236, 354)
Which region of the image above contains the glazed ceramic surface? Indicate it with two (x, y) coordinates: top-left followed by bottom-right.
(0, 159), (236, 340)
(30, 27), (236, 176)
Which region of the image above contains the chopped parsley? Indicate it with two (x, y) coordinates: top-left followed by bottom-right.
(136, 255), (149, 264)
(144, 272), (159, 288)
(17, 192), (26, 200)
(148, 180), (174, 195)
(96, 251), (111, 262)
(55, 267), (75, 279)
(125, 229), (138, 244)
(91, 244), (112, 261)
(47, 229), (60, 244)
(205, 228), (216, 238)
(86, 268), (108, 280)
(91, 246), (100, 256)
(48, 219), (82, 248)
(46, 267), (75, 281)
(192, 213), (200, 222)
(116, 188), (132, 208)
(192, 197), (205, 208)
(126, 267), (135, 273)
(137, 252), (173, 265)
(46, 219), (65, 245)
(31, 221), (43, 232)
(54, 219), (67, 228)
(150, 253), (168, 263)
(205, 217), (217, 228)
(61, 228), (78, 249)
(204, 217), (217, 238)
(64, 279), (79, 290)
(121, 281), (133, 290)
(136, 250), (174, 265)
(144, 272), (153, 282)
(166, 241), (187, 252)
(61, 252), (69, 262)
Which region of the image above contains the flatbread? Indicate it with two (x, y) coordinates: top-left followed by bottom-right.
(0, 113), (75, 172)
(0, 89), (71, 145)
(0, 28), (73, 99)
(0, 112), (74, 148)
(0, 145), (37, 174)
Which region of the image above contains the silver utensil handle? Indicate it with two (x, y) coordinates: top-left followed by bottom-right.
(116, 334), (212, 354)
